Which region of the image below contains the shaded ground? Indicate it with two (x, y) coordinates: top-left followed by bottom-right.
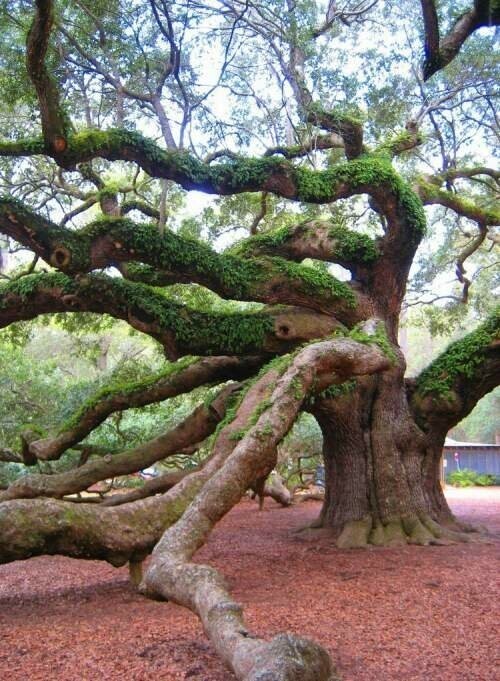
(1, 487), (499, 680)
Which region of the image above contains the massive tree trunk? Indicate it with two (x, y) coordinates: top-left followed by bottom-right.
(312, 358), (467, 547)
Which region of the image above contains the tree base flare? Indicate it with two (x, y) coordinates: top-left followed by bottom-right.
(329, 514), (485, 548)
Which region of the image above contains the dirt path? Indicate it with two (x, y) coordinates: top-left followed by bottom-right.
(1, 487), (499, 680)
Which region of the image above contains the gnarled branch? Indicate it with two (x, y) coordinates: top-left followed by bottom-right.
(0, 383), (239, 502)
(26, 355), (262, 461)
(410, 310), (500, 434)
(0, 272), (340, 358)
(0, 198), (362, 322)
(142, 329), (391, 679)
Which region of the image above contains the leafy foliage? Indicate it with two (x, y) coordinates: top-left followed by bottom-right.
(447, 469), (498, 487)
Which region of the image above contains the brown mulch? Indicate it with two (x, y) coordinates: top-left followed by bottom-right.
(1, 487), (499, 681)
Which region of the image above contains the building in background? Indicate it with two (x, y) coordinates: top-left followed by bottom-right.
(442, 438), (500, 481)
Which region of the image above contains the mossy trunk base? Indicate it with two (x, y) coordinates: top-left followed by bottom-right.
(312, 374), (478, 548)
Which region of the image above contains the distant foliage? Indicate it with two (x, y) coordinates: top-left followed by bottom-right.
(447, 469), (497, 487)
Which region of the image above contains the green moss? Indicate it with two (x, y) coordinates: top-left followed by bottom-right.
(66, 129), (286, 192)
(96, 275), (276, 355)
(0, 137), (46, 155)
(0, 196), (94, 272)
(415, 310), (500, 398)
(0, 272), (74, 304)
(294, 156), (426, 242)
(231, 220), (378, 266)
(83, 216), (263, 297)
(98, 186), (119, 201)
(419, 181), (500, 225)
(376, 129), (424, 157)
(327, 225), (379, 263)
(82, 217), (355, 306)
(59, 356), (198, 432)
(231, 225), (295, 255)
(308, 102), (364, 128)
(289, 376), (303, 400)
(270, 257), (356, 306)
(0, 272), (275, 357)
(348, 322), (397, 363)
(319, 379), (357, 400)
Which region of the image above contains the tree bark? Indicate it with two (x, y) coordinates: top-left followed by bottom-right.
(312, 362), (476, 547)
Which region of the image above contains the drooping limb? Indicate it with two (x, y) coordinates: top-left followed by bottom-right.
(142, 333), (390, 680)
(0, 330), (389, 675)
(0, 354), (285, 564)
(24, 355), (262, 461)
(0, 383), (238, 502)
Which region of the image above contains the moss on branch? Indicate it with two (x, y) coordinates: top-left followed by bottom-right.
(0, 272), (341, 357)
(0, 200), (360, 318)
(415, 309), (500, 399)
(232, 220), (379, 268)
(0, 130), (425, 236)
(418, 182), (500, 225)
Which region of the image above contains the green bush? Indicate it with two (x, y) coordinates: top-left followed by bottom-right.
(447, 469), (497, 487)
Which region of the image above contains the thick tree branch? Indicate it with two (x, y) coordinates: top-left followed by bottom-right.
(141, 329), (391, 679)
(26, 355), (262, 462)
(0, 384), (238, 502)
(376, 122), (424, 158)
(0, 448), (22, 464)
(307, 106), (364, 160)
(0, 199), (362, 322)
(0, 130), (424, 232)
(417, 182), (500, 226)
(100, 468), (193, 507)
(0, 328), (392, 677)
(420, 0), (500, 80)
(263, 132), (344, 159)
(0, 328), (391, 564)
(0, 361), (283, 564)
(410, 310), (500, 434)
(233, 218), (379, 274)
(0, 273), (340, 358)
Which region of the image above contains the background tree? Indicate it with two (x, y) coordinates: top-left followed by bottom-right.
(0, 1), (498, 678)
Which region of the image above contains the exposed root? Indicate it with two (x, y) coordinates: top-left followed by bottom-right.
(336, 517), (372, 549)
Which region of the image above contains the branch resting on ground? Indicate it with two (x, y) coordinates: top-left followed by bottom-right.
(140, 330), (391, 680)
(0, 329), (391, 678)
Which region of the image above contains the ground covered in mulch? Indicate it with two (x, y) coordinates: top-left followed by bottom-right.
(1, 487), (499, 680)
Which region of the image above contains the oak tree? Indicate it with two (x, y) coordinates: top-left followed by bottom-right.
(0, 1), (498, 678)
